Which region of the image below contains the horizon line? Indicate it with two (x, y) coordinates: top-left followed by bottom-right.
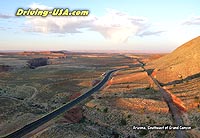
(0, 49), (170, 54)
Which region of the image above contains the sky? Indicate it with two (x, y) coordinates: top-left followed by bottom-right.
(0, 0), (199, 52)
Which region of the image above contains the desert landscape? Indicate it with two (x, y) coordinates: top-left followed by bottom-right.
(0, 37), (200, 138)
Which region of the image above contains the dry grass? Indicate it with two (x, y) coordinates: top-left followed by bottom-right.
(1, 50), (199, 137)
(115, 98), (168, 113)
(146, 36), (200, 83)
(164, 77), (200, 111)
(110, 72), (147, 84)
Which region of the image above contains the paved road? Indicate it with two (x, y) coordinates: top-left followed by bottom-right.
(2, 69), (120, 138)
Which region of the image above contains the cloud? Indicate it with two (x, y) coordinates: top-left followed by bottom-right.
(24, 3), (96, 33)
(0, 27), (6, 30)
(183, 16), (200, 25)
(0, 13), (14, 19)
(90, 9), (148, 42)
(24, 4), (161, 43)
(29, 3), (53, 9)
(25, 16), (95, 33)
(137, 31), (165, 37)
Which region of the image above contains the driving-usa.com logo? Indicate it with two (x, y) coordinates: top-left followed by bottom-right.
(16, 8), (90, 17)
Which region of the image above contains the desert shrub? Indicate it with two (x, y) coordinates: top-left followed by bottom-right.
(79, 116), (86, 123)
(27, 58), (48, 69)
(139, 129), (148, 136)
(127, 114), (131, 118)
(145, 86), (150, 90)
(111, 131), (120, 138)
(103, 107), (108, 113)
(119, 118), (127, 126)
(148, 119), (156, 124)
(127, 85), (130, 88)
(156, 132), (164, 137)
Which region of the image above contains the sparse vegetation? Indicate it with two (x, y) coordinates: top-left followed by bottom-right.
(0, 48), (199, 138)
(103, 107), (108, 113)
(119, 118), (127, 126)
(139, 129), (148, 136)
(79, 116), (86, 123)
(127, 114), (131, 118)
(145, 86), (150, 90)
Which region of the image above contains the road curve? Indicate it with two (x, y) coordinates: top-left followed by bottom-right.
(2, 69), (120, 138)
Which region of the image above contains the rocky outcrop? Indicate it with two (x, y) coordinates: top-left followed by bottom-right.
(62, 92), (83, 123)
(27, 58), (48, 69)
(63, 106), (83, 123)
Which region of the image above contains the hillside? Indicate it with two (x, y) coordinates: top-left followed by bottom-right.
(146, 36), (200, 83)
